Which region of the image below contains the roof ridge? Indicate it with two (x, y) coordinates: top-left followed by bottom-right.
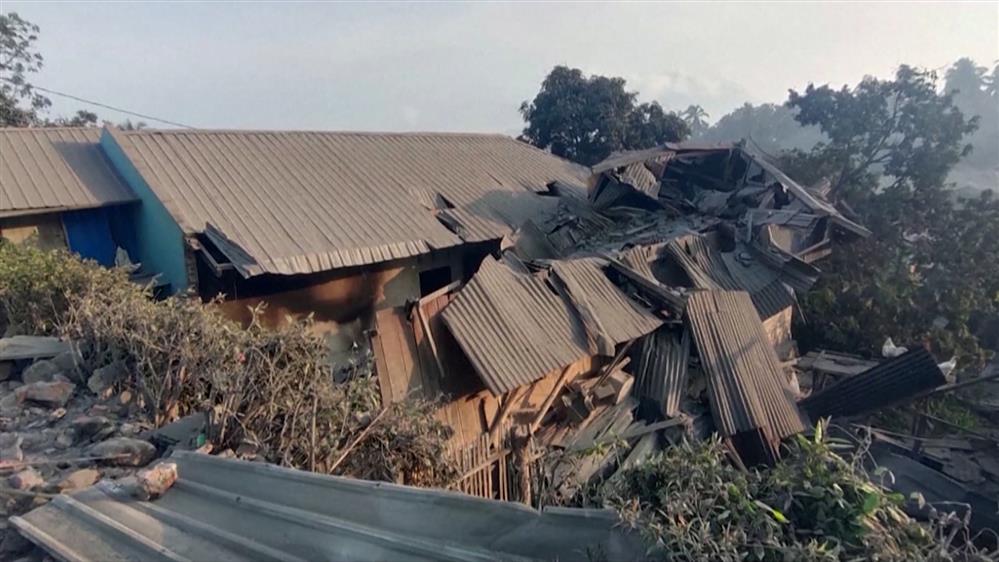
(115, 128), (516, 139)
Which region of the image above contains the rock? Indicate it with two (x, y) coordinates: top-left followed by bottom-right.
(15, 381), (76, 408)
(71, 416), (113, 443)
(20, 360), (62, 385)
(0, 529), (32, 556)
(50, 348), (85, 383)
(87, 362), (127, 399)
(0, 393), (20, 417)
(54, 430), (73, 449)
(0, 433), (24, 467)
(57, 468), (100, 492)
(8, 468), (44, 491)
(88, 437), (156, 466)
(47, 408), (66, 422)
(134, 462), (177, 500)
(0, 361), (11, 382)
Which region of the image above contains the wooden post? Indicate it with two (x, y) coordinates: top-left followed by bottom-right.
(529, 364), (574, 433)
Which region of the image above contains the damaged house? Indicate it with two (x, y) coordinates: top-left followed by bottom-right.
(0, 129), (138, 271)
(94, 128), (591, 362)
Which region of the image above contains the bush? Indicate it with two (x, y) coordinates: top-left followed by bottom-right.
(596, 426), (993, 561)
(0, 241), (457, 486)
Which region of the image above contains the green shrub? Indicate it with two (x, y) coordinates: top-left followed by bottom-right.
(0, 241), (457, 486)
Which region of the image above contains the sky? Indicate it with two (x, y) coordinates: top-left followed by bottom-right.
(6, 1), (998, 134)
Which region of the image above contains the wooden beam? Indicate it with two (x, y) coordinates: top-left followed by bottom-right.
(412, 301), (446, 383)
(417, 279), (462, 306)
(489, 384), (530, 442)
(529, 364), (574, 434)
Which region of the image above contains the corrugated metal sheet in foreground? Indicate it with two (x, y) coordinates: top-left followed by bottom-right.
(685, 291), (805, 459)
(109, 128), (589, 276)
(12, 450), (643, 562)
(1, 128), (135, 217)
(442, 257), (590, 395)
(632, 327), (691, 418)
(800, 347), (945, 420)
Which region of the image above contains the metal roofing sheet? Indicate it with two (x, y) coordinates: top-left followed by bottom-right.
(549, 257), (664, 347)
(685, 290), (805, 443)
(12, 450), (642, 562)
(441, 257), (590, 394)
(108, 128), (589, 276)
(632, 327), (691, 418)
(799, 348), (945, 420)
(0, 128), (135, 216)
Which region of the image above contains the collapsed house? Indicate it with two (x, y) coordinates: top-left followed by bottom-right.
(3, 128), (962, 506)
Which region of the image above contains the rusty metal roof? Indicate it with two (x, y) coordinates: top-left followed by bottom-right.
(800, 348), (946, 420)
(0, 128), (135, 217)
(685, 291), (805, 445)
(441, 257), (590, 394)
(549, 257), (664, 347)
(12, 450), (643, 562)
(632, 327), (691, 418)
(107, 128), (588, 276)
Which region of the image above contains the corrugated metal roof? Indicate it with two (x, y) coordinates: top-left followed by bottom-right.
(0, 128), (135, 217)
(549, 257), (664, 347)
(12, 450), (642, 562)
(632, 327), (691, 418)
(685, 291), (805, 446)
(108, 128), (589, 276)
(800, 348), (945, 420)
(441, 257), (590, 394)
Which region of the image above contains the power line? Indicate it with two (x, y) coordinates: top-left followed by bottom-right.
(32, 85), (196, 129)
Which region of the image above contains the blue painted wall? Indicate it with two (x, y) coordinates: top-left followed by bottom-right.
(99, 130), (189, 293)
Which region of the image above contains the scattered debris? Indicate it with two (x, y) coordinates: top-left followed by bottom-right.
(56, 468), (100, 492)
(7, 468), (44, 491)
(86, 438), (156, 467)
(133, 461), (177, 500)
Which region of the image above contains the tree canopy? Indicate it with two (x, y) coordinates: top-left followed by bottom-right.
(520, 66), (689, 166)
(0, 12), (50, 126)
(786, 66), (995, 371)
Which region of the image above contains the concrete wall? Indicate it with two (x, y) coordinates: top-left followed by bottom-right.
(100, 129), (189, 293)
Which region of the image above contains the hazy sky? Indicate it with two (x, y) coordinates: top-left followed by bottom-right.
(7, 1), (998, 134)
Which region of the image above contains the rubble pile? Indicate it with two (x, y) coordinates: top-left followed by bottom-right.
(0, 336), (175, 558)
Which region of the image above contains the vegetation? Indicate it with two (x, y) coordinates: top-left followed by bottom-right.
(520, 65), (690, 166)
(784, 66), (997, 373)
(0, 242), (458, 487)
(594, 428), (992, 561)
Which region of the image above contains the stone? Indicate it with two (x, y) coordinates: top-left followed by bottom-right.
(71, 416), (113, 443)
(0, 529), (32, 556)
(0, 433), (24, 467)
(134, 462), (178, 500)
(8, 468), (44, 491)
(0, 393), (20, 417)
(50, 348), (85, 383)
(88, 437), (157, 466)
(57, 468), (100, 492)
(0, 361), (11, 382)
(87, 362), (127, 398)
(15, 381), (76, 408)
(54, 430), (74, 449)
(20, 360), (62, 385)
(48, 408), (66, 422)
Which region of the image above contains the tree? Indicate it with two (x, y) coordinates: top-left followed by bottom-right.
(697, 102), (824, 155)
(680, 105), (710, 137)
(945, 58), (998, 170)
(787, 65), (994, 372)
(788, 66), (976, 204)
(520, 66), (689, 165)
(0, 12), (50, 126)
